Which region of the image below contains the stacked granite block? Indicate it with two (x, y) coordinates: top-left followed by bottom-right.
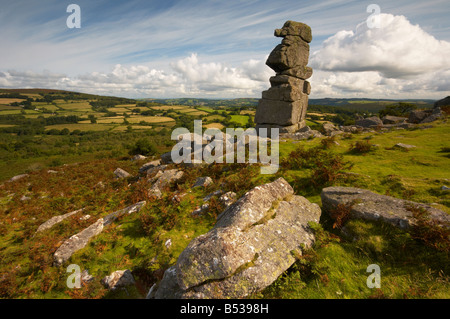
(255, 21), (313, 133)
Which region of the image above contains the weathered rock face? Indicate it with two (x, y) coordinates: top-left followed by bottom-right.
(321, 187), (450, 229)
(154, 178), (321, 299)
(255, 21), (312, 133)
(434, 96), (450, 108)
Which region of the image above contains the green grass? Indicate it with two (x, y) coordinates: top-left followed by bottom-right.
(230, 115), (250, 126)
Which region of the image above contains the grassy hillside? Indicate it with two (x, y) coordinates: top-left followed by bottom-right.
(0, 113), (448, 299)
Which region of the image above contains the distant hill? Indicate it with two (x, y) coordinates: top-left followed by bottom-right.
(143, 96), (436, 112)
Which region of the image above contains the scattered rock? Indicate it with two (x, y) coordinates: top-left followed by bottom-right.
(154, 178), (321, 299)
(203, 190), (223, 202)
(191, 203), (210, 217)
(321, 186), (450, 229)
(193, 176), (213, 188)
(101, 270), (136, 290)
(441, 185), (450, 191)
(53, 218), (104, 267)
(322, 122), (338, 136)
(139, 159), (161, 174)
(47, 170), (58, 174)
(131, 154), (147, 161)
(20, 195), (31, 201)
(114, 168), (131, 179)
(165, 239), (172, 249)
(81, 269), (95, 283)
(393, 143), (416, 150)
(219, 191), (237, 207)
(355, 116), (383, 128)
(160, 151), (174, 164)
(9, 174), (28, 183)
(36, 208), (84, 234)
(53, 202), (146, 266)
(149, 169), (184, 199)
(382, 115), (407, 124)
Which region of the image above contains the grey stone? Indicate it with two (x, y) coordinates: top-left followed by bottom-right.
(280, 66), (313, 80)
(262, 84), (306, 102)
(266, 39), (310, 73)
(408, 110), (430, 124)
(322, 122), (338, 136)
(149, 169), (184, 198)
(154, 178), (321, 299)
(36, 208), (84, 233)
(355, 116), (383, 128)
(101, 270), (135, 290)
(274, 20), (313, 43)
(53, 202), (146, 266)
(53, 218), (104, 267)
(139, 159), (162, 174)
(255, 99), (303, 126)
(9, 174), (28, 183)
(382, 115), (407, 124)
(114, 168), (131, 179)
(193, 176), (213, 188)
(393, 143), (416, 150)
(131, 154), (147, 161)
(321, 186), (450, 229)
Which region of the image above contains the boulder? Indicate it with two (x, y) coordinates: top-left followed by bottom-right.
(154, 178), (321, 299)
(322, 122), (338, 136)
(131, 154), (147, 161)
(53, 202), (146, 266)
(101, 270), (136, 290)
(321, 187), (450, 229)
(355, 116), (383, 128)
(35, 208), (84, 234)
(420, 108), (444, 123)
(393, 143), (416, 150)
(114, 168), (131, 179)
(266, 38), (310, 72)
(139, 159), (162, 174)
(274, 20), (312, 43)
(193, 176), (213, 188)
(382, 115), (407, 124)
(8, 174), (28, 183)
(149, 169), (184, 198)
(408, 110), (430, 124)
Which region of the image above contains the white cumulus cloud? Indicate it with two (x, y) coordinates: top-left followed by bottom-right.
(310, 13), (450, 79)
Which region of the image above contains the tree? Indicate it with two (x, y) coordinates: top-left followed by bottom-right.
(88, 114), (97, 123)
(129, 138), (157, 156)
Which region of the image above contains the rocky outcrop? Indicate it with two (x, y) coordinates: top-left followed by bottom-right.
(255, 21), (312, 133)
(53, 201), (146, 266)
(434, 96), (450, 109)
(321, 187), (450, 229)
(154, 178), (321, 299)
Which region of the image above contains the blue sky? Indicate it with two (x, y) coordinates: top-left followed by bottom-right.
(1, 0), (449, 99)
